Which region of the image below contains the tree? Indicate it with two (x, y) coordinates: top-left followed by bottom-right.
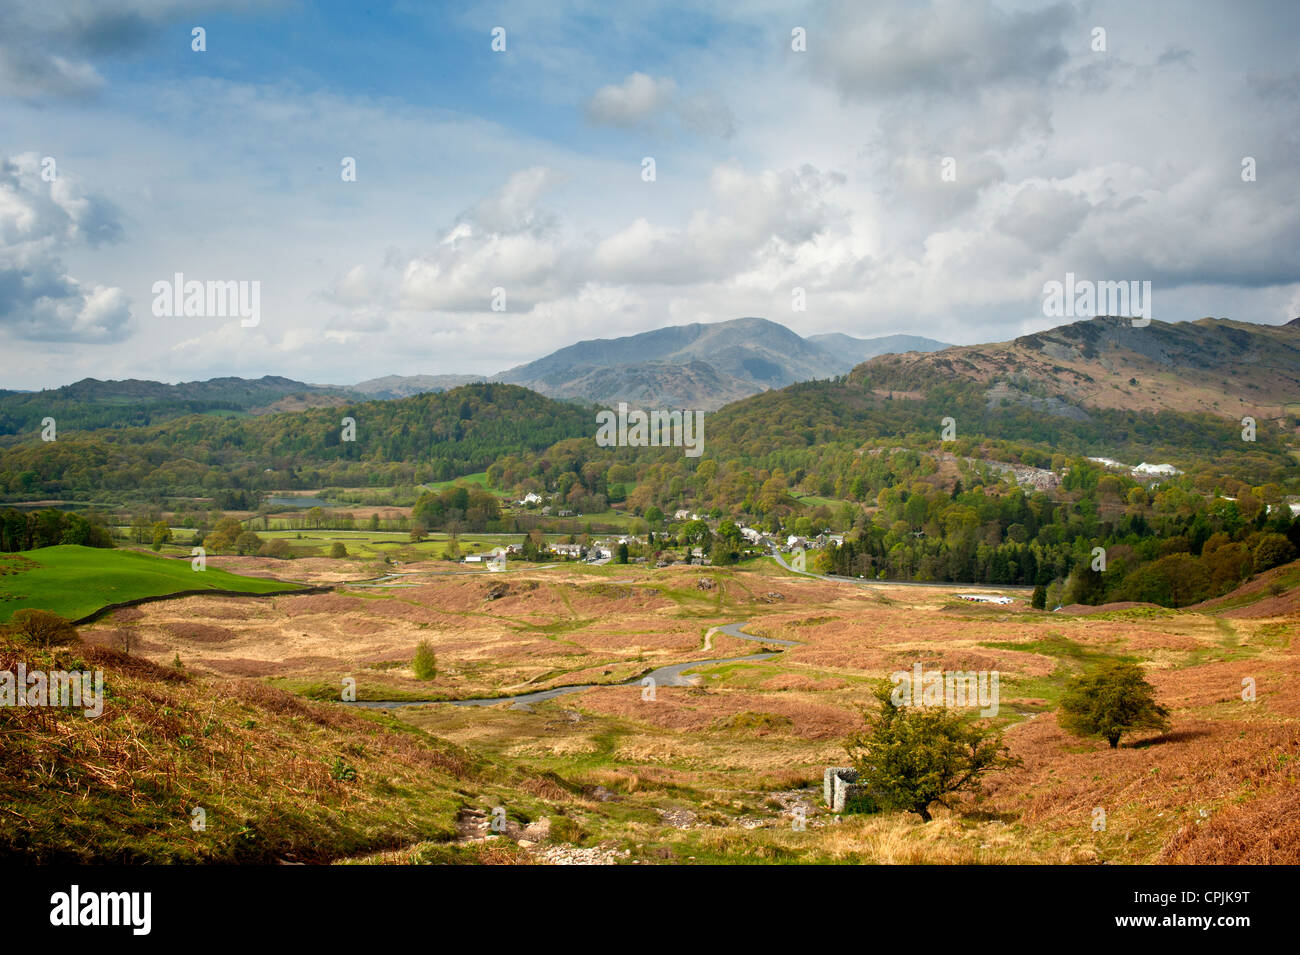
(681, 519), (712, 547)
(1058, 661), (1171, 748)
(130, 514), (151, 544)
(6, 609), (80, 648)
(205, 517), (244, 553)
(234, 531), (263, 556)
(412, 639), (437, 681)
(845, 680), (1021, 822)
(329, 542), (348, 559)
(615, 542), (629, 564)
(409, 522), (427, 543)
(1118, 553), (1210, 607)
(257, 538), (292, 558)
(150, 520), (172, 552)
(1031, 584), (1046, 609)
(1253, 533), (1296, 572)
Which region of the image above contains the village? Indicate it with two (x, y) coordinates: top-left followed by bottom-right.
(461, 494), (845, 570)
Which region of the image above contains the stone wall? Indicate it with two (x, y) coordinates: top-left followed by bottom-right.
(824, 766), (876, 813)
(823, 767), (857, 808)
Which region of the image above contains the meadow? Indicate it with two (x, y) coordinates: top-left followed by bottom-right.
(0, 545), (300, 623)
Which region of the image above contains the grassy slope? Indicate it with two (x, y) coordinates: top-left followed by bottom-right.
(0, 545), (301, 622)
(0, 634), (574, 863)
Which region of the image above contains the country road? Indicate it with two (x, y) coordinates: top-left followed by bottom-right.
(768, 551), (1036, 593)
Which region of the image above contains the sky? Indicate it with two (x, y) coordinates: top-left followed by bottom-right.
(2, 0), (1298, 390)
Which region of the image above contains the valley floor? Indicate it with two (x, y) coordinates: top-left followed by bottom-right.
(49, 554), (1300, 864)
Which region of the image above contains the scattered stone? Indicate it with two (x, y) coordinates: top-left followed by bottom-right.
(485, 583), (509, 601)
(658, 808), (699, 829)
(520, 817), (551, 842)
(532, 844), (630, 865)
(696, 578), (716, 591)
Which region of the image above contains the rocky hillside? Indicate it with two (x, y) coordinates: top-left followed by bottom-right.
(851, 316), (1300, 423)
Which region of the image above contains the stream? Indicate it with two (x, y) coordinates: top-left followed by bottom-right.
(345, 620), (795, 709)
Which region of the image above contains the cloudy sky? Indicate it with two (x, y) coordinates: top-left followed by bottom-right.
(2, 0), (1298, 390)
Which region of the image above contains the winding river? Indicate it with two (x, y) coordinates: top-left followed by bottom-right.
(346, 620), (797, 709)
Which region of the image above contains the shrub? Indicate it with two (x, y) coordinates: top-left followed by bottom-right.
(329, 542), (348, 559)
(412, 639), (437, 681)
(6, 609), (81, 648)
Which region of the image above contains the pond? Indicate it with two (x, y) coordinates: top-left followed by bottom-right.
(266, 496), (332, 509)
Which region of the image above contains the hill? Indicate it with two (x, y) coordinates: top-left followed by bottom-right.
(0, 375), (349, 436)
(851, 316), (1300, 423)
(0, 546), (302, 622)
(0, 622), (570, 862)
(0, 383), (594, 502)
(347, 374), (486, 399)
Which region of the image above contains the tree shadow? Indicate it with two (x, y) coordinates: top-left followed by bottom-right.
(959, 809), (1020, 823)
(1129, 728), (1211, 748)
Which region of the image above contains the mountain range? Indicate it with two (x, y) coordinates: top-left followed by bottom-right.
(0, 319), (950, 432)
(4, 316), (1296, 442)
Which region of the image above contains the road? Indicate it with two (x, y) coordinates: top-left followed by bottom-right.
(767, 551), (1035, 593)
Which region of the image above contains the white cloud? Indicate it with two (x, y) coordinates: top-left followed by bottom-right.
(584, 72), (676, 127)
(0, 152), (131, 342)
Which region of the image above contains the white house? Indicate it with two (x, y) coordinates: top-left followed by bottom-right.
(956, 594), (1014, 605)
(1134, 462), (1182, 477)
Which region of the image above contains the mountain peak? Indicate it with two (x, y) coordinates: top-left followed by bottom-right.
(494, 317), (949, 410)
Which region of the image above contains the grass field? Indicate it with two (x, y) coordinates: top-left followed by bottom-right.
(0, 546), (301, 622)
(418, 472), (508, 497)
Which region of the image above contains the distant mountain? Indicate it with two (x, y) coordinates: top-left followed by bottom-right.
(348, 374), (485, 400)
(850, 316), (1300, 421)
(0, 375), (347, 436)
(806, 332), (950, 366)
(494, 317), (950, 410)
(2, 321), (951, 433)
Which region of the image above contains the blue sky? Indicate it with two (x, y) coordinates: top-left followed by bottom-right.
(2, 0), (1298, 389)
